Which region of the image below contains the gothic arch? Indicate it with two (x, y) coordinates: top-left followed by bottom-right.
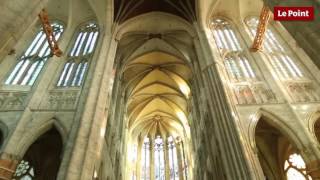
(250, 109), (317, 179)
(202, 0), (220, 28)
(307, 109), (320, 144)
(120, 37), (193, 65)
(204, 0), (262, 28)
(116, 12), (196, 40)
(85, 0), (110, 25)
(238, 0), (262, 20)
(15, 117), (67, 158)
(14, 127), (63, 180)
(121, 51), (193, 77)
(248, 109), (305, 152)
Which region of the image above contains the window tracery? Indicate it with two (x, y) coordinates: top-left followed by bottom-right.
(284, 153), (312, 180)
(245, 17), (320, 102)
(13, 160), (34, 180)
(5, 22), (64, 86)
(211, 18), (251, 81)
(246, 17), (303, 79)
(57, 22), (99, 87)
(210, 18), (276, 104)
(138, 136), (186, 180)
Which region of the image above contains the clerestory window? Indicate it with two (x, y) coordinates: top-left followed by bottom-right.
(211, 18), (256, 82)
(5, 22), (64, 86)
(245, 17), (304, 80)
(57, 22), (99, 87)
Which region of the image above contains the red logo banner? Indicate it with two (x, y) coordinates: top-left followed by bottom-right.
(274, 7), (314, 21)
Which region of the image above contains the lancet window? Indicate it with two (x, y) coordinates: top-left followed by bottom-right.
(5, 22), (64, 86)
(57, 22), (99, 87)
(245, 17), (303, 80)
(245, 16), (320, 102)
(211, 18), (277, 104)
(211, 18), (256, 82)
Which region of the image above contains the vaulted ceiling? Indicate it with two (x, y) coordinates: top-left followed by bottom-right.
(123, 51), (191, 138)
(114, 0), (196, 23)
(117, 23), (194, 139)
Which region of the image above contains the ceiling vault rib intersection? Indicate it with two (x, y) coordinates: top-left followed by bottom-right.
(114, 0), (196, 23)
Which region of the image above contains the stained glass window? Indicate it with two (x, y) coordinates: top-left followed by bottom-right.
(5, 22), (64, 86)
(284, 153), (312, 180)
(13, 160), (35, 180)
(57, 22), (99, 87)
(138, 136), (183, 180)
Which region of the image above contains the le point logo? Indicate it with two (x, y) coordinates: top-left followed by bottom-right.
(273, 7), (314, 21)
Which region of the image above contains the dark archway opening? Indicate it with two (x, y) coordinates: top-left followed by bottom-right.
(255, 118), (311, 180)
(14, 128), (63, 180)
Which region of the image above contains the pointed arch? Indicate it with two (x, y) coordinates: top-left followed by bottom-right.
(15, 117), (66, 157)
(306, 109), (320, 144)
(14, 127), (63, 180)
(116, 12), (195, 40)
(250, 108), (314, 180)
(248, 108), (305, 152)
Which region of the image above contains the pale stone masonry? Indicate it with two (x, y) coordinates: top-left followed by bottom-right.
(0, 0), (319, 180)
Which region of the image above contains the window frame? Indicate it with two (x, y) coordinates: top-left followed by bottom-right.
(56, 20), (100, 88)
(244, 16), (307, 81)
(210, 17), (258, 83)
(3, 20), (65, 88)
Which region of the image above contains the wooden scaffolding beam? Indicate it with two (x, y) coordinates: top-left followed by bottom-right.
(38, 9), (62, 57)
(251, 5), (271, 52)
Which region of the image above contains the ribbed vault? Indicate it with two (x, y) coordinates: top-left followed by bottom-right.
(123, 51), (192, 139)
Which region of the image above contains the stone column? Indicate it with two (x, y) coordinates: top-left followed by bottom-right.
(63, 25), (119, 180)
(136, 137), (143, 180)
(192, 23), (252, 179)
(175, 141), (184, 180)
(150, 137), (155, 180)
(163, 136), (170, 180)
